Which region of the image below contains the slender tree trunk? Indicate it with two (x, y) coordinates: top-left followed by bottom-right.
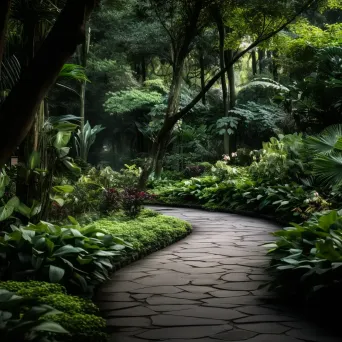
(0, 0), (11, 69)
(199, 52), (206, 105)
(0, 0), (97, 166)
(225, 47), (237, 153)
(267, 50), (273, 74)
(272, 51), (279, 81)
(141, 56), (147, 83)
(251, 50), (257, 76)
(80, 24), (90, 133)
(214, 12), (229, 155)
(258, 49), (265, 74)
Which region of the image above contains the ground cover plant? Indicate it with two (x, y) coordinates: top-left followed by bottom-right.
(90, 209), (192, 257)
(0, 281), (107, 342)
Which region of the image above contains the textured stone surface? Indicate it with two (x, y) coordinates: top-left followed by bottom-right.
(98, 206), (339, 341)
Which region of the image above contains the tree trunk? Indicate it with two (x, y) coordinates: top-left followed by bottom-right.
(225, 48), (237, 153)
(79, 24), (90, 133)
(272, 51), (279, 81)
(0, 0), (11, 68)
(214, 11), (229, 155)
(251, 50), (257, 76)
(267, 50), (273, 74)
(258, 49), (265, 74)
(141, 56), (147, 83)
(199, 52), (206, 105)
(0, 0), (97, 166)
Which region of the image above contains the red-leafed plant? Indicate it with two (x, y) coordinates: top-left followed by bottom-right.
(121, 188), (152, 218)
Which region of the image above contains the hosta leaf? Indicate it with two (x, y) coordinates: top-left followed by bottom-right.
(32, 321), (68, 334)
(49, 265), (65, 283)
(53, 245), (86, 257)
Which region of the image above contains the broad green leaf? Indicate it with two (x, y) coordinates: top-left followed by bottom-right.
(54, 131), (71, 149)
(49, 265), (66, 283)
(32, 321), (68, 334)
(318, 210), (338, 231)
(68, 216), (79, 225)
(53, 245), (86, 257)
(0, 205), (14, 221)
(16, 202), (31, 217)
(28, 151), (41, 170)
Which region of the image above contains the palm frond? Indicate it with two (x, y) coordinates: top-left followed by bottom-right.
(239, 78), (290, 92)
(306, 125), (342, 155)
(58, 64), (89, 83)
(313, 154), (342, 186)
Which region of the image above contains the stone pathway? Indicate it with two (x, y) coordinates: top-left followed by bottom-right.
(96, 207), (339, 342)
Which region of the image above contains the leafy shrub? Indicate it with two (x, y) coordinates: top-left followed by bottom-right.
(44, 313), (107, 342)
(0, 288), (68, 342)
(0, 220), (131, 294)
(101, 188), (121, 213)
(0, 281), (106, 342)
(91, 210), (191, 255)
(264, 210), (342, 305)
(121, 188), (153, 218)
(248, 134), (308, 184)
(86, 164), (141, 189)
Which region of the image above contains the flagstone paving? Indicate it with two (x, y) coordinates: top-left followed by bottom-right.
(96, 207), (340, 342)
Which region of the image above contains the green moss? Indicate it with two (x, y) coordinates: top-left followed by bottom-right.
(41, 294), (99, 315)
(45, 313), (107, 341)
(0, 281), (66, 297)
(90, 210), (191, 254)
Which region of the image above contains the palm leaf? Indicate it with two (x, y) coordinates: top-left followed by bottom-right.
(58, 64), (89, 83)
(313, 154), (342, 186)
(306, 125), (342, 155)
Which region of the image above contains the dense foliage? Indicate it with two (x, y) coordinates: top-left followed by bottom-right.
(0, 281), (106, 342)
(0, 0), (342, 338)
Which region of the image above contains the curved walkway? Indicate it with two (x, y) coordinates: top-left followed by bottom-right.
(97, 207), (339, 342)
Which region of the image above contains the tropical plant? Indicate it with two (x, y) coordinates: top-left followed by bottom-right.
(74, 121), (105, 162)
(264, 210), (342, 304)
(306, 125), (342, 186)
(0, 219), (131, 294)
(0, 281), (107, 342)
(0, 289), (68, 342)
(121, 188), (152, 218)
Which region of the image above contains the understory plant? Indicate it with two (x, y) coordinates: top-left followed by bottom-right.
(0, 288), (68, 342)
(0, 281), (106, 342)
(0, 219), (131, 294)
(91, 209), (191, 255)
(121, 188), (153, 218)
(264, 210), (342, 305)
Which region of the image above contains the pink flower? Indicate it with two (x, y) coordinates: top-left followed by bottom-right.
(231, 152), (238, 158)
(223, 154), (230, 161)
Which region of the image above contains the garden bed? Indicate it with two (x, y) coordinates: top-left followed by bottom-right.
(0, 209), (192, 342)
(91, 208), (192, 272)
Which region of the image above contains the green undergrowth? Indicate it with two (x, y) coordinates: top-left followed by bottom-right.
(89, 209), (192, 257)
(0, 281), (107, 342)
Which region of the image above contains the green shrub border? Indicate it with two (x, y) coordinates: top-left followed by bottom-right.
(93, 209), (192, 299)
